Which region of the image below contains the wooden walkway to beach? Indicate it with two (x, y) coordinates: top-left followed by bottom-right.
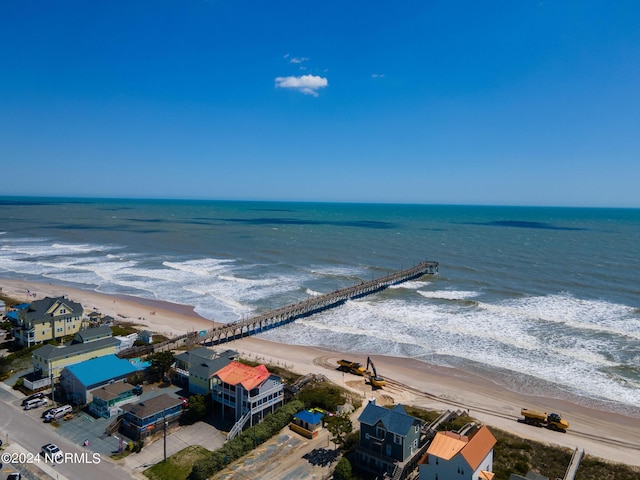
(118, 260), (438, 357)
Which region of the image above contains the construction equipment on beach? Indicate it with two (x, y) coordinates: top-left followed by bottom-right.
(337, 359), (368, 376)
(366, 356), (386, 388)
(520, 408), (569, 432)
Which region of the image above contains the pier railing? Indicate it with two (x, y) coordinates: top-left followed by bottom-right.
(118, 260), (438, 358)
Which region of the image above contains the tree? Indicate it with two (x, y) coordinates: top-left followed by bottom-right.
(149, 350), (174, 382)
(183, 394), (208, 424)
(333, 457), (353, 480)
(324, 412), (353, 450)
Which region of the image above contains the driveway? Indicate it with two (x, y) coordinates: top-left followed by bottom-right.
(122, 421), (226, 478)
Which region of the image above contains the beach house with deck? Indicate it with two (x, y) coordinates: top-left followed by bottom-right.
(418, 425), (497, 480)
(211, 361), (284, 437)
(12, 296), (83, 347)
(173, 347), (238, 395)
(120, 393), (184, 440)
(355, 399), (423, 477)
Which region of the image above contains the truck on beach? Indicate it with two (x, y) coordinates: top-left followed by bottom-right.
(337, 359), (368, 376)
(520, 408), (569, 432)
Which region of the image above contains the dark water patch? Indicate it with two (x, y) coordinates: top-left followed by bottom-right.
(0, 199), (67, 206)
(41, 224), (165, 234)
(42, 224), (117, 230)
(250, 208), (297, 213)
(126, 218), (166, 223)
(220, 217), (397, 229)
(98, 206), (135, 211)
(468, 220), (586, 231)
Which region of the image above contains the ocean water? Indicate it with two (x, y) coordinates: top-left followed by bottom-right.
(1, 197), (639, 415)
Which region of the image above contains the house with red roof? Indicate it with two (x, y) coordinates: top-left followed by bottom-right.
(418, 425), (497, 480)
(211, 361), (284, 437)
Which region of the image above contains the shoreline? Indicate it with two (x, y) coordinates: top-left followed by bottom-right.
(2, 276), (640, 467)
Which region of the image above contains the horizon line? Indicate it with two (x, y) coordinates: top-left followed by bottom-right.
(0, 194), (638, 211)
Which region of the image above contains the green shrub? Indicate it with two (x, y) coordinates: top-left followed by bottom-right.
(297, 382), (347, 412)
(333, 457), (353, 480)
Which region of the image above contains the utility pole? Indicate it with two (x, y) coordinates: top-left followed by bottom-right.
(163, 408), (167, 462)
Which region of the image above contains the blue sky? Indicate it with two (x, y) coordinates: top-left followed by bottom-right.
(1, 1), (639, 207)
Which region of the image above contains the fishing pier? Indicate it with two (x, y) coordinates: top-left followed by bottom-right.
(118, 260), (438, 357)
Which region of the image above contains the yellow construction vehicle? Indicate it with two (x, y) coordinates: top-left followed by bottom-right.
(337, 359), (368, 376)
(366, 356), (386, 388)
(520, 408), (569, 432)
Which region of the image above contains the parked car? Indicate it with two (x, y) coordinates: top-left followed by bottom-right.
(44, 405), (73, 423)
(21, 392), (45, 406)
(133, 385), (143, 395)
(24, 398), (49, 410)
(40, 444), (63, 462)
(7, 473), (22, 480)
(41, 407), (56, 418)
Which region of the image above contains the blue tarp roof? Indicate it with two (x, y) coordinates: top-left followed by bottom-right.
(6, 311), (19, 320)
(65, 354), (139, 388)
(295, 410), (323, 425)
(15, 303), (30, 310)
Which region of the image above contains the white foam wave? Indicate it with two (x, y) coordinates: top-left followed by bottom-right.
(309, 265), (367, 278)
(163, 258), (234, 276)
(479, 294), (640, 340)
(417, 290), (480, 300)
(259, 292), (640, 408)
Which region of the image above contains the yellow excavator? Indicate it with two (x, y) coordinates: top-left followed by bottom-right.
(366, 356), (386, 388)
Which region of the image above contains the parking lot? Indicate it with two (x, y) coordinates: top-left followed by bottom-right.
(6, 382), (228, 478)
(15, 383), (187, 456)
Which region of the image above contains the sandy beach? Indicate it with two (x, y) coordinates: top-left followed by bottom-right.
(2, 277), (640, 468)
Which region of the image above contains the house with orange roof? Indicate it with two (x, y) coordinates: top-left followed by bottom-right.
(418, 425), (497, 480)
(211, 361), (284, 435)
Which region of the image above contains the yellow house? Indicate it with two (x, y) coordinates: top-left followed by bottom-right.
(32, 326), (118, 379)
(14, 296), (84, 346)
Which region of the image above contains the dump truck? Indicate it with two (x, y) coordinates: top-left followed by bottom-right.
(520, 408), (569, 432)
(337, 359), (368, 376)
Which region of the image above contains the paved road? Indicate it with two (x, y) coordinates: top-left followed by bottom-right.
(0, 383), (131, 480)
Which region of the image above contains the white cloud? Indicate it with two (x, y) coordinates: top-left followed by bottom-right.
(289, 56), (309, 64)
(275, 75), (328, 97)
(372, 73), (385, 79)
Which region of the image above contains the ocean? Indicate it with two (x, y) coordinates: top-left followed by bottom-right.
(1, 197), (639, 415)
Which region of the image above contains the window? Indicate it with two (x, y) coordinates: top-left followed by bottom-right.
(394, 434), (402, 445)
(375, 426), (386, 438)
(365, 433), (370, 440)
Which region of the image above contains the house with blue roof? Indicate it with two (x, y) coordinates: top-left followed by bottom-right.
(355, 399), (424, 478)
(290, 409), (325, 439)
(59, 354), (140, 405)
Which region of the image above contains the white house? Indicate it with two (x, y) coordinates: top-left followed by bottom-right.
(419, 425), (497, 480)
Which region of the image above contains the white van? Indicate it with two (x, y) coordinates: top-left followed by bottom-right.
(24, 397), (49, 410)
(44, 404), (73, 422)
